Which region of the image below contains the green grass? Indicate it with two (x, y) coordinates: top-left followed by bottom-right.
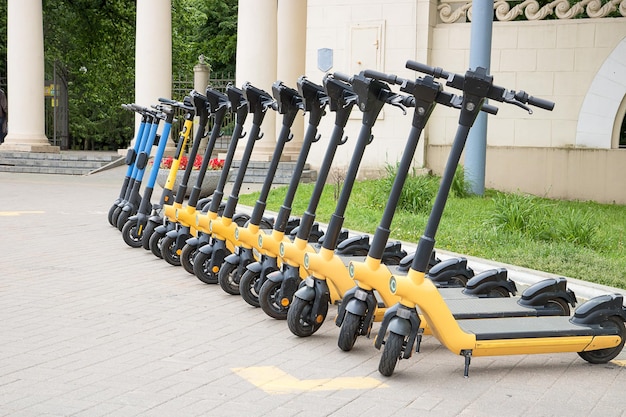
(239, 172), (626, 290)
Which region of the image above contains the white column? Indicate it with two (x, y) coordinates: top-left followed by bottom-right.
(1, 0), (58, 152)
(277, 0), (307, 161)
(132, 0), (173, 151)
(236, 0), (277, 161)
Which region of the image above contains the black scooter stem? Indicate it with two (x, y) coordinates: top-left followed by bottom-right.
(272, 77), (328, 233)
(320, 72), (396, 252)
(248, 81), (304, 227)
(294, 75), (356, 242)
(172, 90), (211, 205)
(186, 88), (230, 208)
(206, 86), (249, 216)
(222, 83), (276, 220)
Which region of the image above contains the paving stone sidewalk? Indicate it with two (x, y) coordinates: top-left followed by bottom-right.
(1, 168), (625, 417)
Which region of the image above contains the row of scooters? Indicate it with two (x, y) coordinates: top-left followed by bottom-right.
(108, 60), (626, 377)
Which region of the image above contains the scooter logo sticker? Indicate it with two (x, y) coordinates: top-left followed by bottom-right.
(279, 242), (285, 257)
(209, 220), (213, 232)
(348, 263), (354, 278)
(258, 234), (263, 248)
(235, 228), (239, 240)
(304, 253), (309, 269)
(390, 276), (397, 294)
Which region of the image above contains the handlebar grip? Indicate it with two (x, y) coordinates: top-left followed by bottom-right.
(528, 95), (555, 111)
(481, 103), (498, 115)
(158, 97), (176, 105)
(332, 72), (352, 83)
(363, 69), (401, 85)
(405, 60), (449, 80)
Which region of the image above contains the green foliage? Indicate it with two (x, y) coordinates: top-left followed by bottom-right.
(451, 164), (472, 198)
(240, 179), (626, 289)
(372, 163), (437, 214)
(43, 0), (137, 150)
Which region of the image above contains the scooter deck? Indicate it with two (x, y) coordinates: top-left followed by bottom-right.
(457, 316), (614, 340)
(441, 297), (563, 319)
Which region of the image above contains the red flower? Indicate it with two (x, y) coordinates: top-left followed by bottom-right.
(209, 158), (225, 170)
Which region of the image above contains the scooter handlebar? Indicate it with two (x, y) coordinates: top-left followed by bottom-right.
(362, 69), (401, 85)
(407, 60), (554, 113)
(331, 72), (353, 84)
(405, 60), (449, 79)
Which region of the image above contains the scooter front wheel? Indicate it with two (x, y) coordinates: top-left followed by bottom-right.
(337, 312), (361, 351)
(180, 243), (199, 275)
(240, 270), (261, 307)
(578, 317), (626, 364)
(193, 251), (218, 284)
(121, 219), (143, 248)
(287, 296), (327, 337)
(218, 262), (241, 295)
(378, 331), (404, 377)
(149, 229), (165, 259)
(259, 279), (288, 320)
(161, 235), (182, 266)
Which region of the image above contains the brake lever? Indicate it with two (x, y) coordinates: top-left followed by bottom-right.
(388, 94), (408, 115)
(502, 90), (532, 114)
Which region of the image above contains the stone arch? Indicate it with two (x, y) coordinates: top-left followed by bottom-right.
(576, 37), (626, 149)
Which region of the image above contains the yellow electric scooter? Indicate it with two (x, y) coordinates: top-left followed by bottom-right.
(370, 62), (626, 377)
(285, 71), (415, 337)
(225, 77), (325, 303)
(336, 69), (576, 352)
(192, 82), (276, 284)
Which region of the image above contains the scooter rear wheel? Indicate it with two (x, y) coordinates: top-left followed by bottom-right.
(110, 206), (122, 227)
(121, 219), (143, 248)
(142, 221), (157, 250)
(108, 204), (118, 226)
(218, 262), (241, 295)
(193, 251), (218, 284)
(240, 270), (261, 308)
(180, 243), (198, 275)
(378, 331), (404, 377)
(287, 296), (327, 337)
(116, 210), (131, 231)
(259, 279), (288, 320)
(337, 312), (361, 351)
(578, 317), (626, 364)
(161, 235), (181, 266)
(149, 229), (165, 259)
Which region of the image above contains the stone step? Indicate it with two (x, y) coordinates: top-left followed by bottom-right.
(229, 160), (317, 184)
(0, 151), (122, 175)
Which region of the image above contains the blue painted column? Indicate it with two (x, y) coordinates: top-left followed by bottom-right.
(465, 0), (494, 195)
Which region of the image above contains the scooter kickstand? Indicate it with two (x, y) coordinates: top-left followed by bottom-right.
(415, 328), (424, 353)
(461, 350), (472, 378)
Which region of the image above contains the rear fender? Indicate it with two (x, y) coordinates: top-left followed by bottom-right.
(571, 294), (626, 325)
(335, 234), (370, 255)
(518, 277), (577, 308)
(426, 257), (474, 287)
(463, 268), (517, 297)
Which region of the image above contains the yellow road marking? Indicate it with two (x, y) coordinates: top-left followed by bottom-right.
(0, 211), (45, 217)
(232, 366), (387, 394)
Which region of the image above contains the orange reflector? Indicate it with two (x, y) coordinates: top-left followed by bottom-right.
(280, 298), (290, 307)
(212, 266), (219, 273)
(315, 315), (324, 324)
